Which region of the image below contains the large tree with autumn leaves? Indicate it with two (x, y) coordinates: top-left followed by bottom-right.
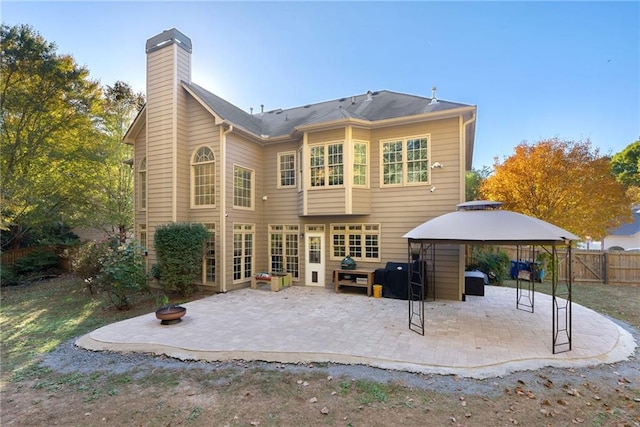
(480, 139), (631, 240)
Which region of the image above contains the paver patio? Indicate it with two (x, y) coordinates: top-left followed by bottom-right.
(76, 285), (636, 379)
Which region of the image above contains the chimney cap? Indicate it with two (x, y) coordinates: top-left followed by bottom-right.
(146, 28), (192, 54)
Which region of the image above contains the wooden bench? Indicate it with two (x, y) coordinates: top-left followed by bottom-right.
(251, 273), (292, 292)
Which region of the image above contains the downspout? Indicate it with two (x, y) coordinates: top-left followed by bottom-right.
(460, 112), (476, 202)
(459, 112), (476, 300)
(220, 123), (233, 293)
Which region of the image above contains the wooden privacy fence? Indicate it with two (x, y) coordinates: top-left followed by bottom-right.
(1, 247), (39, 265)
(1, 246), (75, 272)
(498, 246), (639, 286)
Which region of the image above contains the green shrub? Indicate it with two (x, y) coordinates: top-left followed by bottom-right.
(11, 248), (60, 276)
(467, 246), (510, 284)
(100, 242), (149, 310)
(73, 241), (110, 293)
(154, 223), (209, 296)
(1, 265), (21, 287)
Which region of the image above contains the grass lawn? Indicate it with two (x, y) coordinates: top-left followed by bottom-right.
(501, 279), (640, 330)
(1, 275), (638, 426)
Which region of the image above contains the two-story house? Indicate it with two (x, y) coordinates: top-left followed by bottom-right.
(124, 28), (477, 300)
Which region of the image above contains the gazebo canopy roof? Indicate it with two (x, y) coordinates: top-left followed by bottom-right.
(403, 201), (580, 245)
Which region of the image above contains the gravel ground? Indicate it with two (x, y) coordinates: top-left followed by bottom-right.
(43, 317), (639, 397)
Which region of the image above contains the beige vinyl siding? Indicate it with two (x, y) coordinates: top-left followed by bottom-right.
(145, 43), (191, 266)
(351, 188), (371, 214)
(134, 125), (147, 214)
(187, 97), (221, 217)
(261, 142), (302, 281)
(224, 134), (264, 288)
(262, 142), (300, 222)
(366, 117), (463, 298)
(307, 188), (346, 214)
(307, 128), (346, 144)
(181, 97), (221, 290)
(433, 246), (464, 300)
(297, 191), (305, 217)
(352, 127), (370, 141)
(175, 93), (190, 220)
(305, 128), (350, 215)
(134, 125), (148, 256)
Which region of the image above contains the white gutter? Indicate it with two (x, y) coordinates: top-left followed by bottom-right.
(458, 111), (477, 300)
(462, 111), (476, 171)
(459, 111), (477, 203)
(220, 123), (233, 293)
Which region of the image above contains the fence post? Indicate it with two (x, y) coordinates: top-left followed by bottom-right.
(602, 251), (608, 285)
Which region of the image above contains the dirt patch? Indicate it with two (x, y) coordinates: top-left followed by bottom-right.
(2, 319), (636, 426)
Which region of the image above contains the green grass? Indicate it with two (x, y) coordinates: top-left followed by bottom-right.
(500, 280), (640, 329)
(0, 276), (163, 381)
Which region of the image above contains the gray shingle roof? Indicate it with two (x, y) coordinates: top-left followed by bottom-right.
(183, 82), (473, 139)
(609, 207), (640, 236)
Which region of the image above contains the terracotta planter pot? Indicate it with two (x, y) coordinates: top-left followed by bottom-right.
(155, 306), (186, 325)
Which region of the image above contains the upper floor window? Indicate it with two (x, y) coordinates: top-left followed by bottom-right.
(234, 165), (254, 209)
(191, 146), (215, 207)
(353, 141), (368, 186)
(381, 136), (429, 186)
(139, 157), (147, 210)
(277, 152), (296, 188)
(310, 142), (343, 188)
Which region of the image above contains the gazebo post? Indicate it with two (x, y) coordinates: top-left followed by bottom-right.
(515, 244), (536, 313)
(552, 243), (573, 353)
(408, 239), (426, 336)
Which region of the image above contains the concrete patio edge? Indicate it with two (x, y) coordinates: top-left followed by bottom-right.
(75, 319), (636, 380)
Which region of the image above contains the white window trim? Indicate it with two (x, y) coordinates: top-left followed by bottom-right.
(138, 157), (147, 211)
(138, 223), (147, 252)
(268, 224), (300, 278)
(330, 223), (381, 262)
(379, 134), (431, 188)
(190, 145), (216, 209)
(277, 151), (297, 189)
(297, 147), (303, 193)
(203, 223), (215, 284)
(352, 140), (369, 188)
(233, 164), (255, 211)
(232, 223), (255, 283)
(307, 140), (345, 189)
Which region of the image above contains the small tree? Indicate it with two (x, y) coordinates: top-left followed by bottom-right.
(73, 240), (110, 294)
(154, 223), (209, 296)
(101, 241), (148, 310)
(480, 138), (631, 239)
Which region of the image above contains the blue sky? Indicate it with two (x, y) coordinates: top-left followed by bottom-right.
(3, 1), (639, 168)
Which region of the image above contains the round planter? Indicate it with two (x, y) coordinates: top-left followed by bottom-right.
(155, 306), (186, 325)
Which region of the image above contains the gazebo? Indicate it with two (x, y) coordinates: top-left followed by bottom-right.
(403, 201), (580, 354)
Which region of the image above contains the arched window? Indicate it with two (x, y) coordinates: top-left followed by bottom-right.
(139, 157), (147, 210)
(191, 147), (215, 207)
